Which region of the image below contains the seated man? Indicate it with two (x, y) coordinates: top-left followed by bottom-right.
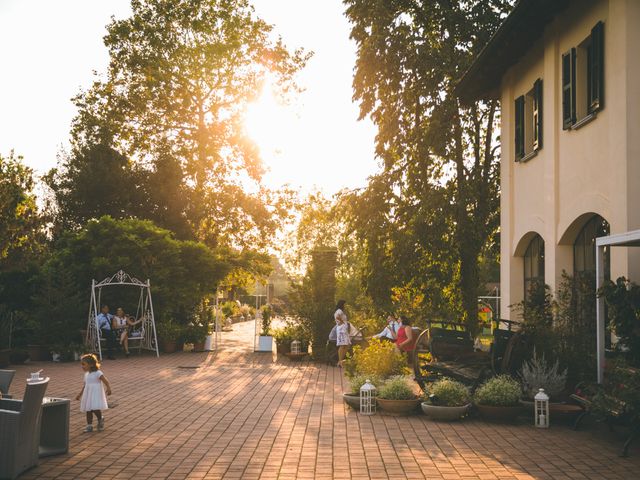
(96, 305), (116, 360)
(373, 315), (400, 342)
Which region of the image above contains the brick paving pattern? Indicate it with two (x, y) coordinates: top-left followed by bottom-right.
(7, 320), (640, 479)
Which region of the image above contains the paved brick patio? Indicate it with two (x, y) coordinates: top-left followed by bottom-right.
(7, 320), (640, 479)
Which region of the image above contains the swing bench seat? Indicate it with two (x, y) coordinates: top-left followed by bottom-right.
(98, 329), (145, 356)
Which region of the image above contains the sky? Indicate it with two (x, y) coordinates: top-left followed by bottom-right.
(0, 0), (378, 195)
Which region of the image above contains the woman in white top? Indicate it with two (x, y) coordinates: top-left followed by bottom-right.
(334, 299), (351, 367)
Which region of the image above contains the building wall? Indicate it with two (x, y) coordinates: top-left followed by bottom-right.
(500, 0), (640, 319)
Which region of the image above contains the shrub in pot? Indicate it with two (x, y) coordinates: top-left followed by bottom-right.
(182, 323), (208, 351)
(343, 374), (382, 410)
(377, 376), (420, 415)
(156, 321), (183, 353)
(519, 349), (568, 401)
(421, 377), (471, 421)
(343, 338), (406, 379)
(474, 375), (523, 421)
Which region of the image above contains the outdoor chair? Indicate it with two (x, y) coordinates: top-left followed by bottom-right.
(0, 369), (15, 398)
(0, 377), (49, 480)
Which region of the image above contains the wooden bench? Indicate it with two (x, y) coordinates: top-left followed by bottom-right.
(413, 319), (524, 392)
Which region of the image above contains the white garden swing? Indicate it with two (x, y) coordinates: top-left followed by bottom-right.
(84, 270), (160, 359)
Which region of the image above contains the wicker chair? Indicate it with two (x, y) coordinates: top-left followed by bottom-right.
(0, 369), (15, 398)
(0, 378), (49, 480)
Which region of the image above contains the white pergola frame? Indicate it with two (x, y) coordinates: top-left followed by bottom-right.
(595, 229), (640, 383)
(85, 270), (160, 359)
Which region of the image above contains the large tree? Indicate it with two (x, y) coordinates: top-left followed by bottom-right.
(69, 0), (309, 248)
(343, 0), (510, 331)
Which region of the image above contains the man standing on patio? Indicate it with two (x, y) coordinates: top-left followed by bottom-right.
(97, 305), (116, 360)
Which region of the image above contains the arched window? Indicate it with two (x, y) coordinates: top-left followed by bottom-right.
(574, 215), (610, 280)
(573, 215), (610, 346)
(524, 234), (545, 301)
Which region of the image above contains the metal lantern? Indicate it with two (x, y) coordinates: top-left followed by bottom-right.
(360, 379), (377, 415)
(534, 388), (549, 428)
(291, 340), (302, 354)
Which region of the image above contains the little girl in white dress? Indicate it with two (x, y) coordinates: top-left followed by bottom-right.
(76, 354), (112, 432)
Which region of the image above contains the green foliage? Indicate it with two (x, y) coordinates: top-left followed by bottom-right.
(377, 376), (416, 400)
(348, 374), (383, 395)
(425, 378), (470, 407)
(271, 319), (310, 345)
(50, 216), (228, 325)
(260, 304), (272, 336)
(182, 322), (209, 343)
(599, 277), (640, 366)
(156, 320), (183, 342)
(0, 152), (44, 265)
(519, 349), (568, 400)
(220, 301), (239, 318)
(343, 0), (513, 333)
(343, 338), (406, 380)
(474, 375), (522, 407)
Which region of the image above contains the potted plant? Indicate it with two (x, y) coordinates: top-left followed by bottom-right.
(474, 375), (523, 421)
(421, 377), (471, 421)
(376, 376), (421, 415)
(156, 321), (183, 353)
(182, 323), (208, 352)
(256, 304), (273, 352)
(343, 374), (382, 410)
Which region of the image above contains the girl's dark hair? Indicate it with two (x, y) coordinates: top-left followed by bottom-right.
(400, 316), (411, 326)
(335, 299), (346, 312)
(81, 353), (100, 372)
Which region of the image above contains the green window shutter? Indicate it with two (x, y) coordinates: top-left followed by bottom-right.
(589, 21), (604, 112)
(515, 95), (525, 160)
(562, 49), (576, 129)
(533, 79), (543, 150)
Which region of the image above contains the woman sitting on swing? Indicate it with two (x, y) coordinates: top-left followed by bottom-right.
(112, 307), (143, 357)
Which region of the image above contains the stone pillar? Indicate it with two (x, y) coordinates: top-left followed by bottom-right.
(310, 248), (337, 360)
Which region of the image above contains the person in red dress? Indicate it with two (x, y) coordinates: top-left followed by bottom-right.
(394, 316), (417, 355)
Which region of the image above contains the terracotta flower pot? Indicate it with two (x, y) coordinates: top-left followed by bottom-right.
(476, 404), (522, 422)
(192, 341), (206, 352)
(377, 397), (421, 415)
(343, 393), (362, 410)
(421, 402), (471, 421)
(161, 340), (177, 353)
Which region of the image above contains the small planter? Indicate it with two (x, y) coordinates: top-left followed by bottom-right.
(421, 403), (471, 421)
(192, 341), (206, 352)
(476, 404), (522, 422)
(257, 335), (273, 352)
(343, 393), (362, 410)
(377, 398), (421, 415)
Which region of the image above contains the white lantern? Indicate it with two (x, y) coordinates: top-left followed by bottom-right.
(534, 388), (549, 428)
(291, 340), (302, 354)
(360, 380), (377, 415)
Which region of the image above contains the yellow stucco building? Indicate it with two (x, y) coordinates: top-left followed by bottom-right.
(459, 0), (640, 320)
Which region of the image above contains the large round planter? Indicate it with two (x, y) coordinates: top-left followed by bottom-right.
(476, 404), (522, 422)
(284, 352), (308, 361)
(377, 398), (421, 415)
(27, 344), (50, 362)
(343, 393), (362, 410)
(161, 340), (178, 353)
(421, 403), (471, 421)
(519, 400), (584, 422)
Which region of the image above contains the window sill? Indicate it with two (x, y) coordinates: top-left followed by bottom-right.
(571, 112), (598, 130)
(516, 150), (539, 163)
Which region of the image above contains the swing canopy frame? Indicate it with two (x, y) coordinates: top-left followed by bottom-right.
(84, 270), (159, 359)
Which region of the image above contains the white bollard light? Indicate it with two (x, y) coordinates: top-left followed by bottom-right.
(360, 380), (377, 415)
(534, 388), (550, 428)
